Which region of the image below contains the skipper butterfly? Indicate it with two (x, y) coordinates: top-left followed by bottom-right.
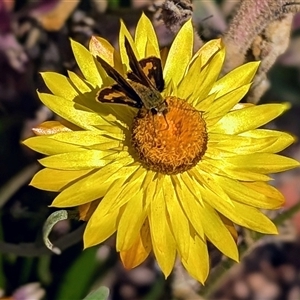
(96, 37), (167, 115)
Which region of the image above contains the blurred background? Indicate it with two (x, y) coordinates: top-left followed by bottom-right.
(1, 0), (300, 299)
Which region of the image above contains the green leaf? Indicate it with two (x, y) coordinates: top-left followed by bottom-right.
(83, 286), (109, 300)
(54, 247), (99, 300)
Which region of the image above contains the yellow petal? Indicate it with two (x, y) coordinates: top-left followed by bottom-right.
(117, 189), (147, 251)
(180, 172), (203, 205)
(70, 39), (102, 87)
(41, 72), (78, 100)
(23, 136), (83, 155)
(190, 93), (216, 111)
(84, 205), (119, 248)
(89, 36), (113, 64)
(163, 176), (190, 259)
(119, 20), (137, 73)
(207, 133), (279, 155)
(211, 103), (291, 134)
(164, 19), (193, 86)
(89, 36), (123, 74)
(67, 70), (91, 94)
(107, 169), (148, 214)
(243, 181), (285, 205)
(200, 158), (272, 182)
(192, 47), (226, 102)
(181, 40), (224, 101)
(37, 92), (105, 130)
(191, 167), (233, 205)
(194, 38), (222, 67)
(39, 150), (120, 170)
(149, 177), (176, 278)
(48, 130), (122, 147)
(205, 145), (242, 159)
(214, 175), (284, 209)
(51, 158), (136, 207)
(205, 83), (251, 121)
(135, 13), (160, 58)
(219, 215), (238, 242)
(181, 232), (209, 284)
(32, 121), (72, 136)
(92, 167), (144, 217)
(177, 53), (203, 100)
(224, 153), (300, 174)
(96, 103), (137, 127)
(239, 129), (295, 153)
(210, 61), (260, 98)
(140, 170), (157, 193)
(199, 185), (278, 234)
(173, 174), (204, 239)
(120, 220), (152, 269)
(197, 202), (238, 261)
(30, 168), (92, 192)
(79, 199), (101, 221)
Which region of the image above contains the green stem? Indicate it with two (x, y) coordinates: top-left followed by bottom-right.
(273, 202), (300, 226)
(200, 258), (235, 297)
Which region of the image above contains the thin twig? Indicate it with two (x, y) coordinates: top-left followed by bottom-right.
(0, 224), (86, 256)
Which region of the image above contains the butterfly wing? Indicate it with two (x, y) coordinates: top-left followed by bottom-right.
(97, 84), (142, 108)
(96, 55), (142, 108)
(139, 57), (164, 92)
(124, 37), (164, 92)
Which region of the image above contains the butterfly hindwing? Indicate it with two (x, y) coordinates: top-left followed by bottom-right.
(97, 84), (142, 108)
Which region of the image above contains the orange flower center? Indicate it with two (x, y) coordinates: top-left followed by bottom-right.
(131, 96), (208, 175)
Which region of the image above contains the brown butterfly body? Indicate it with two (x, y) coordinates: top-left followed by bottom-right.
(96, 37), (167, 115)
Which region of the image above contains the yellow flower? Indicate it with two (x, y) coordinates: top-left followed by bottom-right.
(24, 14), (299, 283)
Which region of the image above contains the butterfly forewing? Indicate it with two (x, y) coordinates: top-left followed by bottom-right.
(139, 57), (164, 92)
(96, 55), (143, 108)
(124, 38), (164, 92)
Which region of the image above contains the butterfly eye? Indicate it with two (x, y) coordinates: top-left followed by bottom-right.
(151, 108), (158, 114)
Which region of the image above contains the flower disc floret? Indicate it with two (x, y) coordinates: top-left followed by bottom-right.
(131, 96), (207, 174)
